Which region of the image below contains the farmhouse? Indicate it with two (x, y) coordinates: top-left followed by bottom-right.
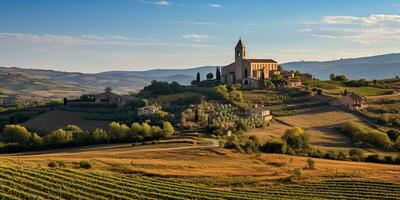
(286, 78), (302, 88)
(340, 94), (365, 110)
(138, 105), (161, 116)
(221, 39), (278, 88)
(249, 105), (272, 121)
(95, 92), (138, 106)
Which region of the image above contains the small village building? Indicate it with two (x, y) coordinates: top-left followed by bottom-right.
(284, 71), (296, 79)
(286, 79), (302, 88)
(340, 94), (365, 110)
(138, 105), (161, 116)
(95, 92), (139, 106)
(221, 39), (278, 88)
(249, 105), (272, 121)
(95, 92), (122, 103)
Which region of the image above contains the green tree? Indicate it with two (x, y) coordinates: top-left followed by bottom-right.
(2, 124), (32, 145)
(196, 72), (201, 82)
(141, 122), (152, 138)
(206, 73), (214, 80)
(108, 122), (130, 141)
(65, 125), (88, 144)
(104, 87), (112, 93)
(162, 121), (175, 137)
(216, 67), (221, 81)
(329, 73), (336, 81)
(282, 127), (310, 153)
(30, 133), (42, 147)
(92, 128), (108, 142)
(43, 129), (73, 146)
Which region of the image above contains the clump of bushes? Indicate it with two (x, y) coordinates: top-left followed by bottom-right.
(0, 121), (175, 152)
(336, 122), (392, 150)
(78, 160), (92, 169)
(305, 158), (315, 170)
(48, 160), (66, 168)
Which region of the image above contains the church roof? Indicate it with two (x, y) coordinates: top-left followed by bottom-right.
(244, 59), (277, 63)
(236, 39), (244, 48)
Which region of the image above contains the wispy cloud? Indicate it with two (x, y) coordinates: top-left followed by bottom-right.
(181, 34), (212, 42)
(0, 32), (217, 48)
(298, 14), (400, 44)
(209, 4), (222, 8)
(139, 0), (170, 6)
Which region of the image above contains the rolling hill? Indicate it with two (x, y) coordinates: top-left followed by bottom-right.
(0, 66), (215, 100)
(282, 53), (400, 80)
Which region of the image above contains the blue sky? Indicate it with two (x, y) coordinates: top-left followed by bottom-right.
(1, 0), (400, 72)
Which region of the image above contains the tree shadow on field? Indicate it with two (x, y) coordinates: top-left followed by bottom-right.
(307, 124), (354, 148)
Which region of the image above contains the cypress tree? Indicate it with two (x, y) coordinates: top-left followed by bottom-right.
(216, 67), (221, 81)
(196, 72), (201, 82)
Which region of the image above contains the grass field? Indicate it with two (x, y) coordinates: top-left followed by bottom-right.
(2, 141), (400, 182)
(23, 110), (111, 133)
(324, 86), (394, 98)
(245, 106), (397, 156)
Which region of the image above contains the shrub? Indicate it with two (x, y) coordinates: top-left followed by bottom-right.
(291, 168), (302, 181)
(108, 122), (130, 141)
(365, 154), (382, 163)
(92, 128), (108, 142)
(48, 160), (66, 168)
(282, 127), (310, 153)
(224, 135), (244, 153)
(338, 122), (392, 149)
(262, 139), (287, 154)
(162, 121), (175, 137)
(65, 125), (88, 144)
(384, 156), (394, 164)
(2, 124), (32, 145)
(78, 160), (92, 169)
(305, 158), (315, 169)
(349, 148), (364, 161)
(323, 151), (338, 160)
(244, 135), (260, 154)
(43, 129), (73, 146)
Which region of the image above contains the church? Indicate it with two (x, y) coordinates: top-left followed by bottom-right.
(221, 39), (279, 88)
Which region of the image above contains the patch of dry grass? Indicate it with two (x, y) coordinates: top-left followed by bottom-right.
(1, 142), (399, 183)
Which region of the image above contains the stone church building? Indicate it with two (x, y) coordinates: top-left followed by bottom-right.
(221, 39), (278, 88)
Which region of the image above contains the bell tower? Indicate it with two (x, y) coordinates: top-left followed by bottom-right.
(235, 38), (246, 62)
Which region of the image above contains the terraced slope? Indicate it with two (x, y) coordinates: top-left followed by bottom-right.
(0, 167), (398, 199)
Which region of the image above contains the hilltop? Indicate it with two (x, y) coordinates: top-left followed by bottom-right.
(282, 53), (400, 80)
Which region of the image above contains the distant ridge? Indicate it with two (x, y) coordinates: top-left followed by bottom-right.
(282, 53), (400, 80)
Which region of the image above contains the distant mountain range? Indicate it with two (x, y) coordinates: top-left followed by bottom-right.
(282, 53), (400, 80)
(2, 53), (400, 100)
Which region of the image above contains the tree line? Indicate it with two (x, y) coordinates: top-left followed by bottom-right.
(0, 121), (174, 152)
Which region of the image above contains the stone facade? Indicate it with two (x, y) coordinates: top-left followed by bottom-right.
(340, 94), (365, 110)
(249, 105), (273, 121)
(95, 92), (139, 106)
(221, 39), (278, 88)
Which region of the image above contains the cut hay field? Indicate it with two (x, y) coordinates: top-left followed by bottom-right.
(1, 142), (400, 182)
(23, 110), (111, 133)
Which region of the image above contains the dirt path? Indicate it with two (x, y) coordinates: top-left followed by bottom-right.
(366, 92), (400, 100)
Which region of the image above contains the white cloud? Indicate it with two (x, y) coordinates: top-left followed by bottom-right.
(181, 34), (212, 42)
(139, 0), (170, 6)
(322, 14), (400, 25)
(209, 4), (222, 8)
(0, 32), (217, 48)
(298, 14), (400, 45)
(298, 27), (400, 45)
